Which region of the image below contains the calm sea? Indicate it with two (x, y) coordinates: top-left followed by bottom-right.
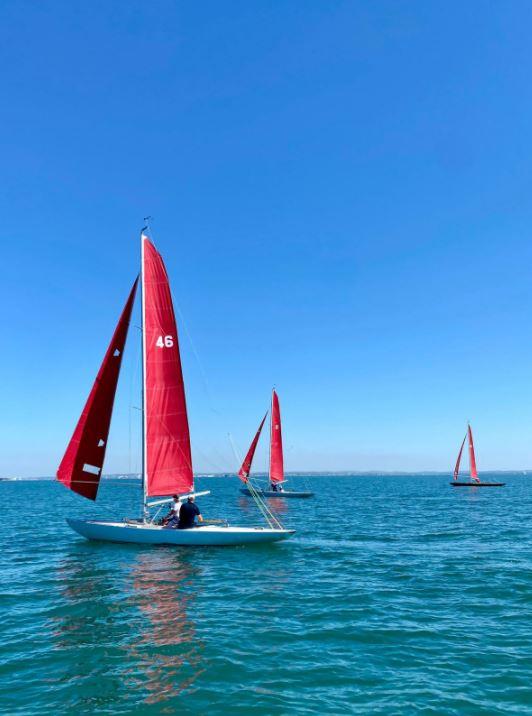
(1, 474), (531, 714)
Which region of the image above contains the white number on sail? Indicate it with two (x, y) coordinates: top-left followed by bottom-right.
(156, 335), (174, 348)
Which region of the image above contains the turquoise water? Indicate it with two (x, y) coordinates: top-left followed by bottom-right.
(1, 475), (531, 714)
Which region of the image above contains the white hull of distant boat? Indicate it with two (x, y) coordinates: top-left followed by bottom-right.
(67, 518), (294, 546)
(240, 488), (314, 499)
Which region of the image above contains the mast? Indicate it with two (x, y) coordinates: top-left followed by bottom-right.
(140, 225), (148, 518)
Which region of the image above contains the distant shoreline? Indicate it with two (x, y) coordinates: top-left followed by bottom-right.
(2, 470), (530, 481)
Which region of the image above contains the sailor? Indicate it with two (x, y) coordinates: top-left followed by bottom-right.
(162, 495), (181, 528)
(178, 495), (203, 529)
(271, 483), (278, 492)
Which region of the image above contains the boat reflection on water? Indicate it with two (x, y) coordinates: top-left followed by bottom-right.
(237, 493), (288, 518)
(266, 497), (288, 515)
(125, 550), (205, 704)
(52, 545), (204, 707)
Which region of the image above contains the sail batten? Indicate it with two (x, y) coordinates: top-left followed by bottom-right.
(57, 279), (138, 500)
(142, 236), (193, 497)
(238, 413), (267, 482)
(269, 390), (284, 484)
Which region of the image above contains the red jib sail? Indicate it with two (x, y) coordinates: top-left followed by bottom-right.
(269, 390), (284, 484)
(57, 279), (138, 500)
(453, 434), (467, 481)
(142, 236), (193, 497)
(468, 424), (479, 482)
(238, 413), (267, 482)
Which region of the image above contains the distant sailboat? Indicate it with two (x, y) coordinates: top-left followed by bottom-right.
(57, 229), (294, 545)
(239, 390), (314, 499)
(450, 424), (505, 487)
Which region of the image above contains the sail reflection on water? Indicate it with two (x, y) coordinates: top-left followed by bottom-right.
(51, 547), (204, 706)
(125, 551), (204, 704)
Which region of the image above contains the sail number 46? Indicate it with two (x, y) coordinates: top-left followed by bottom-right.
(156, 335), (174, 348)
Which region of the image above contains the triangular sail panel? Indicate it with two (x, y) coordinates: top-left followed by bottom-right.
(57, 279), (138, 500)
(453, 434), (467, 481)
(238, 413), (267, 482)
(269, 390), (284, 484)
(142, 236), (193, 497)
(468, 424), (479, 482)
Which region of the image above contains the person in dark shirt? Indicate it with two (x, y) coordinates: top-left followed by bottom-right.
(178, 496), (203, 529)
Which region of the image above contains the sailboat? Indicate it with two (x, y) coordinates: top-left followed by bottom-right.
(239, 390), (314, 499)
(450, 424), (505, 487)
(57, 230), (294, 545)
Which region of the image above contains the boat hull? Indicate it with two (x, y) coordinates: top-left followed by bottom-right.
(66, 519), (294, 546)
(450, 482), (506, 487)
(240, 488), (314, 499)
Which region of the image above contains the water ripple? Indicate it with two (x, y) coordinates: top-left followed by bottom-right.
(1, 475), (532, 713)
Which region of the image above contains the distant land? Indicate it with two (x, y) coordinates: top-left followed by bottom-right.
(1, 471), (530, 481)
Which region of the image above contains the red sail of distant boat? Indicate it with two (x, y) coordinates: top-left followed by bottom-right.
(453, 434), (467, 481)
(269, 390), (284, 484)
(238, 413), (267, 482)
(57, 279), (138, 500)
(468, 424), (479, 482)
(142, 235), (193, 497)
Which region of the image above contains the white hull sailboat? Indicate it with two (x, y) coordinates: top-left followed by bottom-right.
(67, 519), (291, 546)
(450, 424), (505, 487)
(57, 229), (294, 546)
(238, 390), (314, 499)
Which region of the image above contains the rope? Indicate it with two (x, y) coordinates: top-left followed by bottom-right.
(228, 432), (283, 529)
(244, 478), (283, 530)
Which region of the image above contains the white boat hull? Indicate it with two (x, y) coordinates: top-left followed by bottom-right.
(67, 519), (294, 546)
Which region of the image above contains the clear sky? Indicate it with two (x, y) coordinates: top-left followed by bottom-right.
(3, 1), (532, 476)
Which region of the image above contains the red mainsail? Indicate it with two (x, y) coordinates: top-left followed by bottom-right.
(269, 390), (284, 484)
(453, 434), (467, 481)
(468, 424), (479, 482)
(142, 236), (193, 497)
(57, 279), (138, 500)
(238, 413), (267, 482)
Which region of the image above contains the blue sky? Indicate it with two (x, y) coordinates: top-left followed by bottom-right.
(3, 1), (532, 476)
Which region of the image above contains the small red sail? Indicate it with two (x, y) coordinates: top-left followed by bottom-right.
(453, 434), (467, 481)
(468, 424), (479, 482)
(269, 390), (284, 484)
(57, 279), (138, 500)
(143, 236), (193, 497)
(238, 413), (267, 482)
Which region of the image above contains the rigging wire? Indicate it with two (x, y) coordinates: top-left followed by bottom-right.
(228, 432), (283, 529)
